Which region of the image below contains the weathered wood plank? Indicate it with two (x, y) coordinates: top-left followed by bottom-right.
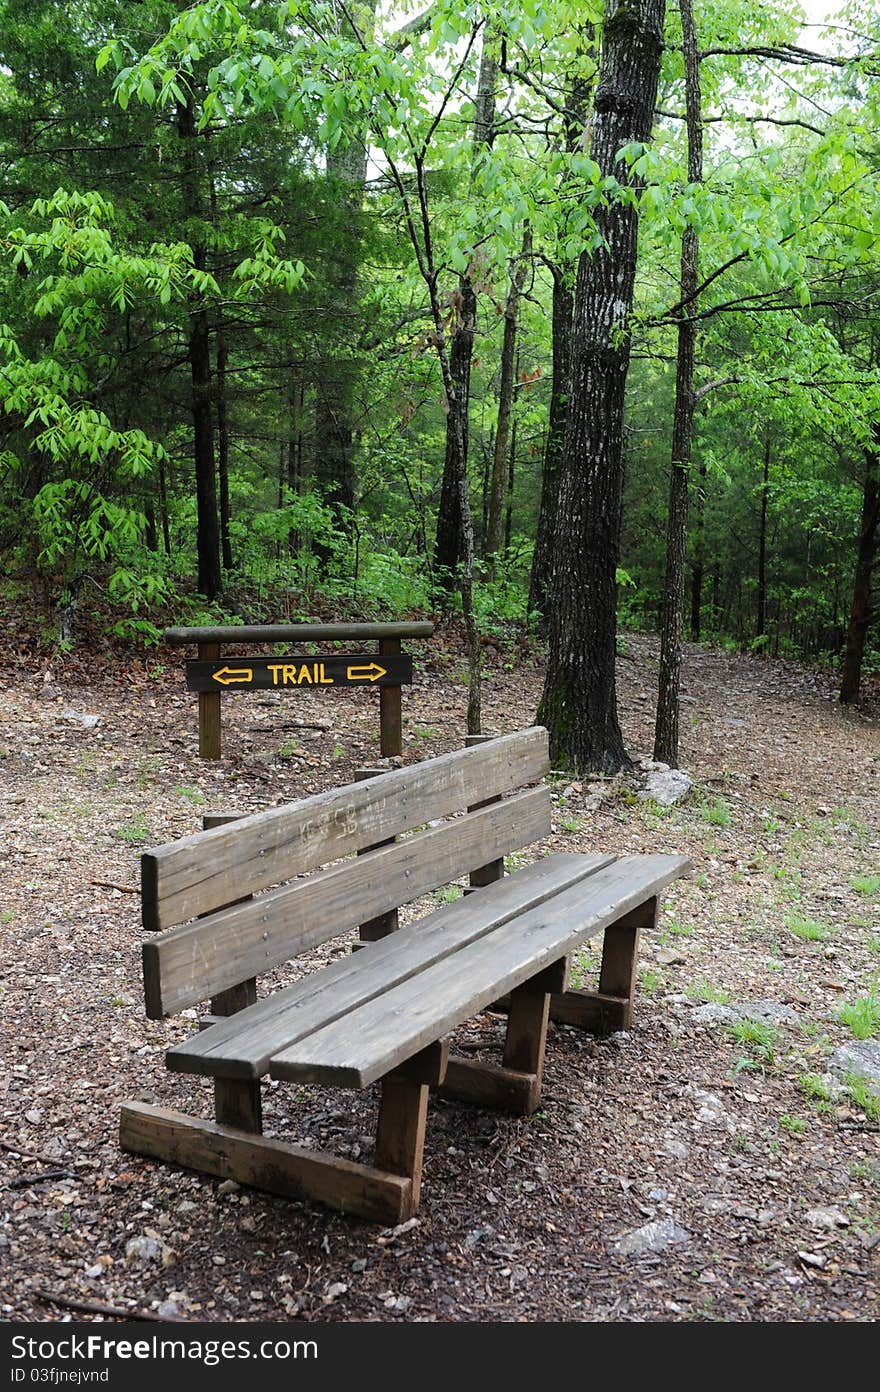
(436, 1058), (538, 1114)
(269, 855), (691, 1088)
(119, 1102), (410, 1224)
(168, 853), (612, 1076)
(143, 726), (550, 930)
(164, 622), (435, 645)
(145, 786), (551, 1017)
(548, 989), (628, 1032)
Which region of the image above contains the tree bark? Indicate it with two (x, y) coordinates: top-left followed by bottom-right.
(216, 330), (233, 571)
(485, 227), (530, 573)
(690, 456), (707, 639)
(505, 415), (517, 551)
(433, 35), (497, 592)
(178, 92), (221, 601)
(528, 71), (593, 622)
(840, 437), (879, 704)
(653, 0), (702, 766)
(756, 433), (771, 639)
(529, 268), (573, 620)
(538, 0), (666, 773)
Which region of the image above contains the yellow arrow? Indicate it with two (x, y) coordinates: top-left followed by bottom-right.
(211, 665), (253, 686)
(346, 662), (387, 683)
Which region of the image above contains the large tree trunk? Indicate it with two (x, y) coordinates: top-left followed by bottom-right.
(529, 268), (573, 620)
(485, 227), (530, 573)
(840, 437), (879, 704)
(433, 35), (497, 592)
(538, 0), (666, 773)
(178, 94), (221, 601)
(653, 0), (702, 767)
(528, 71), (593, 623)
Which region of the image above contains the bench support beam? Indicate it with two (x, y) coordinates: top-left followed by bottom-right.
(120, 1103), (411, 1225)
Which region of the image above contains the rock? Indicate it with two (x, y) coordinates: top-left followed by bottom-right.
(217, 1179), (240, 1196)
(84, 1264), (104, 1279)
(61, 710), (102, 729)
(661, 1135), (689, 1160)
(638, 769), (693, 807)
(156, 1300), (180, 1319)
(691, 1000), (799, 1028)
(125, 1235), (162, 1265)
(657, 948), (686, 967)
(614, 1217), (689, 1258)
(805, 1206), (849, 1230)
(177, 1200), (198, 1215)
(829, 1041), (880, 1095)
(324, 1282), (348, 1302)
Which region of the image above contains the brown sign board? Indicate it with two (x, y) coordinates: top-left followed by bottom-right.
(186, 654), (413, 693)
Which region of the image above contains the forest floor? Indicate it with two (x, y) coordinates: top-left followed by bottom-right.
(1, 625), (879, 1324)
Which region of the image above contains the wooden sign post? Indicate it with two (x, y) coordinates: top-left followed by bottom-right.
(163, 622), (433, 761)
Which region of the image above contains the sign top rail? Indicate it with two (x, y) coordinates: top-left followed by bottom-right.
(164, 621), (434, 645)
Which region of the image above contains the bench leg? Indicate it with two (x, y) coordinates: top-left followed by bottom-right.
(373, 1043), (445, 1215)
(548, 896), (657, 1033)
(375, 1076), (429, 1216)
(438, 962), (562, 1117)
(211, 978), (262, 1132)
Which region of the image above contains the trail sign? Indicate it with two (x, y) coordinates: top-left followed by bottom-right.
(185, 653), (413, 693)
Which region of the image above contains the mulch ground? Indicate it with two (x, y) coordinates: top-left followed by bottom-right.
(1, 627), (878, 1323)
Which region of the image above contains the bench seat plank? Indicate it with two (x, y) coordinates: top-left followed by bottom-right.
(269, 855), (690, 1088)
(167, 852), (614, 1080)
(146, 785), (551, 1018)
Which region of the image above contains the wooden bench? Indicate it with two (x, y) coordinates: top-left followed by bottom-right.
(121, 727), (690, 1224)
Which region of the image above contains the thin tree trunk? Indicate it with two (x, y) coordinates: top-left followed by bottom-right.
(538, 0), (666, 773)
(486, 228), (531, 574)
(158, 457), (171, 555)
(690, 457), (707, 639)
(840, 438), (879, 704)
(653, 0), (701, 766)
(756, 433), (771, 639)
(505, 416), (517, 551)
(216, 331), (233, 571)
(433, 35), (497, 592)
(178, 92), (221, 600)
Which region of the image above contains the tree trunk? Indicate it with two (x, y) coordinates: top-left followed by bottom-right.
(690, 456), (707, 639)
(756, 433), (771, 639)
(216, 330), (233, 571)
(840, 437), (879, 704)
(485, 228), (530, 574)
(505, 416), (517, 551)
(528, 70), (593, 623)
(158, 457), (171, 556)
(529, 269), (573, 620)
(653, 0), (701, 767)
(433, 36), (497, 592)
(178, 93), (221, 601)
(538, 0), (666, 773)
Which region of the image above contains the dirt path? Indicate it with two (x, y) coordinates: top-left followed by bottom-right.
(1, 633), (878, 1322)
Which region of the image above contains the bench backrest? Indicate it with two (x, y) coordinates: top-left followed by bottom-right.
(141, 727), (551, 1018)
